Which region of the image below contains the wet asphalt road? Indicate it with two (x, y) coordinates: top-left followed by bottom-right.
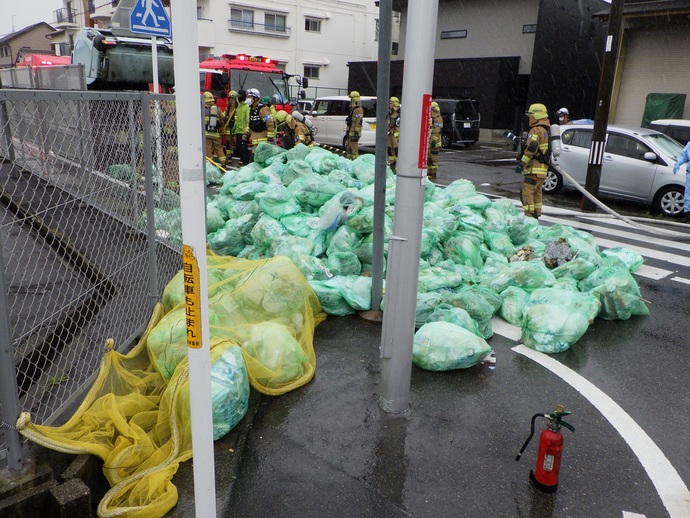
(174, 142), (690, 517)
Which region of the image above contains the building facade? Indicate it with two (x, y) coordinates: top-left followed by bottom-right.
(0, 22), (56, 69)
(349, 0), (609, 134)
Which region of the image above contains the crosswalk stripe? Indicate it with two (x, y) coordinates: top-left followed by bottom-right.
(541, 215), (690, 254)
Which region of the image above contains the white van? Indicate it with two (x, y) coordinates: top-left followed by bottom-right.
(307, 96), (378, 147)
(649, 119), (690, 146)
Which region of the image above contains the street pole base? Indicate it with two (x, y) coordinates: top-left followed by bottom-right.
(357, 309), (383, 324)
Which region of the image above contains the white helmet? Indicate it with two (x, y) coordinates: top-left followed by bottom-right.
(247, 88), (261, 99)
(557, 107), (569, 116)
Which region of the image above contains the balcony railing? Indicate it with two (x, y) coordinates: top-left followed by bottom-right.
(227, 20), (291, 38)
(54, 8), (78, 25)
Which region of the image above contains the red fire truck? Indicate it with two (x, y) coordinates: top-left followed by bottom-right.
(199, 53), (308, 113)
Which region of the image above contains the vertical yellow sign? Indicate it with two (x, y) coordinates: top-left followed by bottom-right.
(182, 245), (202, 349)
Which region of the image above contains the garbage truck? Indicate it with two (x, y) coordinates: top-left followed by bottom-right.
(72, 27), (174, 91)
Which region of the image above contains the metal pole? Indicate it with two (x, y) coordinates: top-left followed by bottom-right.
(141, 93), (159, 310)
(371, 0), (392, 314)
(170, 1), (217, 516)
(0, 95), (17, 162)
(0, 231), (24, 472)
(580, 0), (625, 212)
(151, 36), (163, 197)
(379, 0), (438, 413)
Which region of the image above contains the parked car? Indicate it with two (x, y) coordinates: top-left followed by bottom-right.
(433, 98), (481, 148)
(648, 119), (690, 146)
(544, 124), (686, 216)
(306, 96), (378, 147)
(296, 99), (314, 115)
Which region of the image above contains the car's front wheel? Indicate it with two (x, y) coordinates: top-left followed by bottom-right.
(542, 167), (563, 194)
(654, 185), (685, 217)
(441, 132), (451, 149)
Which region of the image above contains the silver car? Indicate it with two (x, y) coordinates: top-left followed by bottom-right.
(543, 125), (686, 217)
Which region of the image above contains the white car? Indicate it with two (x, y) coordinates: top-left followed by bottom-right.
(306, 96), (378, 147)
(544, 124), (686, 217)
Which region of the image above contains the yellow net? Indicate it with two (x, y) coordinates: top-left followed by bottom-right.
(17, 253), (326, 517)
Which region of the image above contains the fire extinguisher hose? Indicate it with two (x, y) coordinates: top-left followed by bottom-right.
(515, 413), (545, 461)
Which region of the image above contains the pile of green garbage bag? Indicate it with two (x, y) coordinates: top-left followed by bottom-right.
(143, 142), (649, 355)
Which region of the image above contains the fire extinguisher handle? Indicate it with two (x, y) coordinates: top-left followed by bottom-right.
(559, 419), (575, 433)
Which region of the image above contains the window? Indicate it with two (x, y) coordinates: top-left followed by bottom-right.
(305, 18), (321, 32)
(606, 134), (650, 160)
(375, 19), (379, 41)
(392, 42), (399, 56)
(562, 129), (592, 148)
(441, 30), (467, 40)
(231, 8), (254, 30)
(523, 24), (537, 34)
(304, 66), (320, 79)
(265, 13), (286, 33)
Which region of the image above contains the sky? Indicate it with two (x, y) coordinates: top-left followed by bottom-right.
(0, 0), (62, 36)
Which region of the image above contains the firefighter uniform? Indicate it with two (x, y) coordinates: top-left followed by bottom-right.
(204, 91), (225, 166)
(518, 103), (550, 219)
(387, 96), (400, 172)
(244, 88), (276, 151)
(275, 111), (313, 149)
(346, 91), (364, 160)
(427, 101), (443, 179)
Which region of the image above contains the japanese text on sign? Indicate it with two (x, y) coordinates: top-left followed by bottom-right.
(418, 94), (432, 169)
(182, 245), (202, 349)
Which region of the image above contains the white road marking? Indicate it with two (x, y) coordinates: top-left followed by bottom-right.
(633, 264), (674, 280)
(671, 276), (690, 285)
(512, 344), (690, 518)
(622, 512), (646, 518)
(490, 316), (521, 341)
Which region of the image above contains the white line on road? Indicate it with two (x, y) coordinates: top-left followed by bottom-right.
(622, 512), (647, 518)
(671, 276), (690, 285)
(512, 344), (690, 518)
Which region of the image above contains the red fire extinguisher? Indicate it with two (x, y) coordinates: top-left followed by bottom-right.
(515, 405), (575, 493)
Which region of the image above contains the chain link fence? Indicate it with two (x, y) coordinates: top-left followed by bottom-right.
(0, 90), (184, 467)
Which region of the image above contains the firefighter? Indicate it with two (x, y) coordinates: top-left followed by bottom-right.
(427, 101), (443, 179)
(556, 107), (573, 125)
(346, 91), (364, 160)
(516, 103), (551, 219)
(233, 89), (250, 165)
(203, 91), (225, 166)
(221, 90), (239, 162)
(387, 96), (401, 172)
(262, 95), (278, 121)
(244, 88), (276, 152)
(274, 110), (313, 149)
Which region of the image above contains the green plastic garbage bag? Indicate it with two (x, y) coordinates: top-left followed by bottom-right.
(489, 260), (556, 293)
(208, 214), (256, 257)
(326, 225), (361, 256)
(521, 288), (601, 353)
(498, 286), (530, 326)
(413, 322), (492, 371)
(230, 180), (268, 201)
(351, 154), (377, 185)
(323, 275), (372, 311)
(205, 162), (224, 185)
(253, 142), (284, 166)
(255, 184), (301, 220)
(415, 292), (446, 329)
(293, 255), (332, 282)
(444, 234), (483, 268)
(269, 234), (315, 260)
(305, 147), (339, 173)
(309, 280), (356, 316)
(210, 344), (250, 440)
(505, 213), (541, 246)
(325, 252), (362, 277)
(578, 257), (649, 320)
(423, 202), (459, 242)
(601, 247), (644, 273)
(250, 215), (288, 250)
(206, 204), (226, 233)
(109, 164), (133, 181)
(417, 266), (464, 293)
(286, 143), (311, 161)
(279, 213), (314, 238)
(288, 175), (344, 208)
(551, 257), (596, 280)
(424, 303), (481, 336)
(281, 159), (314, 186)
(219, 163), (261, 193)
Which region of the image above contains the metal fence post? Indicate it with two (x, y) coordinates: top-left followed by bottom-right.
(0, 232), (24, 472)
(0, 95), (17, 162)
(141, 94), (160, 309)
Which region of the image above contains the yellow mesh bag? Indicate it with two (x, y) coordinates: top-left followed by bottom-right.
(17, 254), (326, 517)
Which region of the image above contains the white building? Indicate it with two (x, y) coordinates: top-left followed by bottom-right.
(48, 0), (391, 98)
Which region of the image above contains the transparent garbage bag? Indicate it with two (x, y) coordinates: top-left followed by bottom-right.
(413, 321), (492, 371)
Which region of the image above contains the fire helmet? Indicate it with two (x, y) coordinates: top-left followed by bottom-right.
(526, 103), (549, 120)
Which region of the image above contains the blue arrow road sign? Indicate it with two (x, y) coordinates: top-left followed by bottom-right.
(130, 0), (171, 37)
